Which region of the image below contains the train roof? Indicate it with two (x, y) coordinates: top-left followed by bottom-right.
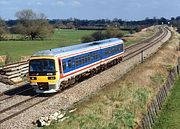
(32, 38), (123, 57)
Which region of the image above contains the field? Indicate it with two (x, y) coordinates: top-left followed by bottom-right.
(0, 28), (155, 65)
(153, 76), (180, 129)
(0, 29), (95, 62)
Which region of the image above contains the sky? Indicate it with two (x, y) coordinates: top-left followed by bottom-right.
(0, 0), (180, 20)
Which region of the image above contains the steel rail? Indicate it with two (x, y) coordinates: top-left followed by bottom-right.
(0, 95), (55, 124)
(0, 86), (33, 102)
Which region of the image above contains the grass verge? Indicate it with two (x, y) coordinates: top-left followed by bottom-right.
(153, 76), (180, 129)
(124, 27), (155, 46)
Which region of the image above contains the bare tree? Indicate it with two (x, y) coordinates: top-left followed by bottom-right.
(15, 9), (53, 40)
(0, 17), (7, 40)
(66, 22), (75, 29)
(15, 9), (36, 20)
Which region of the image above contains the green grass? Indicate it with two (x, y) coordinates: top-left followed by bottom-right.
(42, 82), (150, 129)
(150, 73), (166, 86)
(124, 29), (155, 47)
(153, 76), (180, 129)
(0, 28), (154, 63)
(0, 29), (95, 61)
(124, 37), (145, 46)
(0, 62), (4, 66)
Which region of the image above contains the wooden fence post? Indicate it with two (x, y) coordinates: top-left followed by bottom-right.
(178, 57), (180, 74)
(177, 65), (179, 75)
(141, 51), (144, 63)
(142, 119), (146, 129)
(152, 100), (158, 116)
(149, 103), (155, 123)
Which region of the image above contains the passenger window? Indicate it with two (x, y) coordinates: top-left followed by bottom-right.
(59, 60), (62, 74)
(110, 48), (112, 53)
(62, 61), (66, 71)
(87, 55), (90, 61)
(112, 48), (115, 53)
(71, 57), (75, 67)
(97, 52), (99, 59)
(116, 47), (118, 52)
(93, 53), (96, 60)
(85, 55), (88, 63)
(105, 50), (108, 56)
(91, 53), (94, 61)
(95, 52), (97, 59)
(106, 49), (110, 55)
(98, 53), (100, 58)
(68, 60), (72, 68)
(82, 56), (85, 64)
(75, 58), (78, 66)
(119, 45), (123, 51)
(79, 57), (82, 65)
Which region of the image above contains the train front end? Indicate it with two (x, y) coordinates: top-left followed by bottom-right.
(28, 57), (60, 93)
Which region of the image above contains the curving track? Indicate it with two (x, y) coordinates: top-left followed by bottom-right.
(124, 26), (168, 60)
(0, 25), (170, 126)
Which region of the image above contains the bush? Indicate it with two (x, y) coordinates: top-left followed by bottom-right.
(81, 27), (124, 43)
(115, 32), (124, 38)
(134, 25), (143, 32)
(91, 31), (106, 41)
(81, 35), (95, 43)
(105, 26), (120, 38)
(5, 53), (13, 65)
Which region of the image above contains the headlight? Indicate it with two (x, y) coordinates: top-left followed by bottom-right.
(30, 77), (37, 80)
(48, 77), (56, 80)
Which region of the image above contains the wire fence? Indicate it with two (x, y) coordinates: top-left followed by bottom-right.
(136, 58), (180, 129)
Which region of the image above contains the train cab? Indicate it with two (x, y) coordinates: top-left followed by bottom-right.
(28, 57), (60, 93)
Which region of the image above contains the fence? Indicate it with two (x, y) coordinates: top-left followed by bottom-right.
(136, 59), (180, 129)
(0, 60), (28, 84)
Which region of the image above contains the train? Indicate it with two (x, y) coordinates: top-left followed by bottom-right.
(28, 38), (125, 93)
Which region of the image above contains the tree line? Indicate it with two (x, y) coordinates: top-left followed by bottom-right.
(1, 9), (180, 41)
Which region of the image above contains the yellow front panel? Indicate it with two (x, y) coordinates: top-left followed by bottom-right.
(28, 56), (60, 84)
(30, 76), (57, 83)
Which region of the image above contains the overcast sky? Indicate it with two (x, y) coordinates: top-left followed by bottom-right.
(0, 0), (180, 20)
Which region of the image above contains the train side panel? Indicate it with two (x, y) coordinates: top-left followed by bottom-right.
(58, 42), (124, 88)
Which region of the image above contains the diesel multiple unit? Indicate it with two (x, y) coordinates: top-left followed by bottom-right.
(28, 38), (125, 93)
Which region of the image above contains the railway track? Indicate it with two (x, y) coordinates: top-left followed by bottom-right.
(125, 26), (163, 50)
(0, 92), (55, 124)
(0, 26), (170, 125)
(0, 84), (44, 123)
(0, 85), (33, 102)
(124, 26), (168, 60)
